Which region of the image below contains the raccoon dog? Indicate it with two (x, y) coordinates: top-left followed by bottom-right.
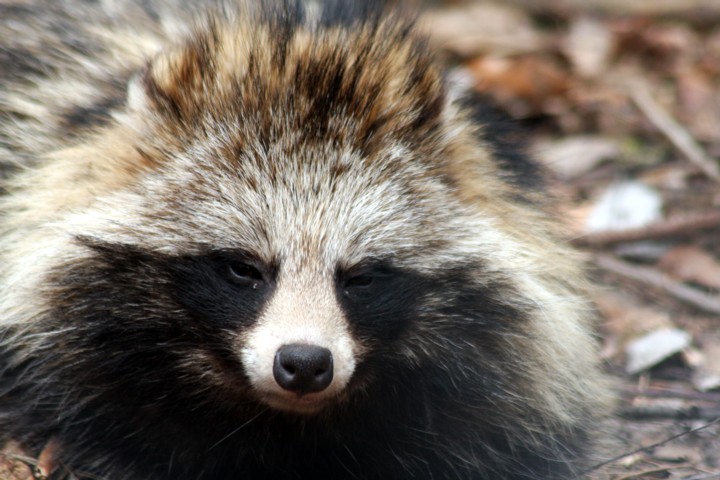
(0, 1), (607, 478)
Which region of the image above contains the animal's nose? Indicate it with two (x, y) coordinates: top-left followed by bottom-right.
(273, 344), (333, 394)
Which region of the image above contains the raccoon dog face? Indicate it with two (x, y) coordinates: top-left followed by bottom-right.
(67, 115), (474, 416)
(27, 13), (493, 418)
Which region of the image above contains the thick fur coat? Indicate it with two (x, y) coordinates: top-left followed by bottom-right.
(0, 1), (608, 479)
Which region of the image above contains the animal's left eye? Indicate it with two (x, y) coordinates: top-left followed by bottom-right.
(340, 263), (394, 295)
(344, 273), (375, 289)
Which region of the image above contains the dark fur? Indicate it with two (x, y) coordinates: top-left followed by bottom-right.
(4, 243), (581, 479)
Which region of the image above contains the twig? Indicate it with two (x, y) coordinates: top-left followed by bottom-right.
(617, 385), (720, 404)
(594, 254), (720, 314)
(682, 473), (720, 480)
(581, 417), (720, 474)
(631, 84), (720, 182)
(614, 467), (675, 480)
(618, 405), (720, 421)
(573, 211), (720, 248)
(506, 0), (720, 19)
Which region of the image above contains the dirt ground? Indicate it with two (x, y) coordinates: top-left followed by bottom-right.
(2, 0), (720, 479)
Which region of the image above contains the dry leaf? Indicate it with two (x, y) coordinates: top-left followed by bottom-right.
(658, 245), (720, 290)
(625, 328), (691, 374)
(594, 291), (674, 360)
(466, 55), (568, 110)
(639, 163), (695, 190)
(616, 21), (700, 73)
(652, 444), (703, 464)
(562, 16), (615, 77)
(534, 136), (619, 179)
(423, 4), (543, 57)
(704, 27), (720, 76)
(585, 181), (663, 233)
(676, 70), (720, 141)
(692, 335), (720, 391)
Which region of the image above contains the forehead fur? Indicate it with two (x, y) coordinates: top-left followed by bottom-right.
(71, 139), (461, 273)
(135, 5), (446, 160)
(83, 4), (462, 267)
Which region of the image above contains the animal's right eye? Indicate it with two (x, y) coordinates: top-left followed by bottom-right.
(344, 272), (375, 289)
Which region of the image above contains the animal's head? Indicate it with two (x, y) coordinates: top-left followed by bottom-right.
(2, 5), (594, 422)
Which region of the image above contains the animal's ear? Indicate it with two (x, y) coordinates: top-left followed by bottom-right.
(126, 37), (217, 121)
(444, 68), (475, 110)
(126, 71), (151, 113)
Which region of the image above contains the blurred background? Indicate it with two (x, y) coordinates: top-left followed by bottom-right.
(419, 1), (720, 478)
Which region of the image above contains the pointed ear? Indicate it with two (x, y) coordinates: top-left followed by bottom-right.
(444, 68), (475, 109)
(125, 37), (217, 121)
(126, 71), (151, 113)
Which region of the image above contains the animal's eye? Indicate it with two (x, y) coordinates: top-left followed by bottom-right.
(228, 262), (264, 286)
(344, 273), (375, 289)
(341, 263), (395, 294)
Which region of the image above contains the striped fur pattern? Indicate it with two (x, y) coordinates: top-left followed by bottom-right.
(0, 1), (608, 479)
